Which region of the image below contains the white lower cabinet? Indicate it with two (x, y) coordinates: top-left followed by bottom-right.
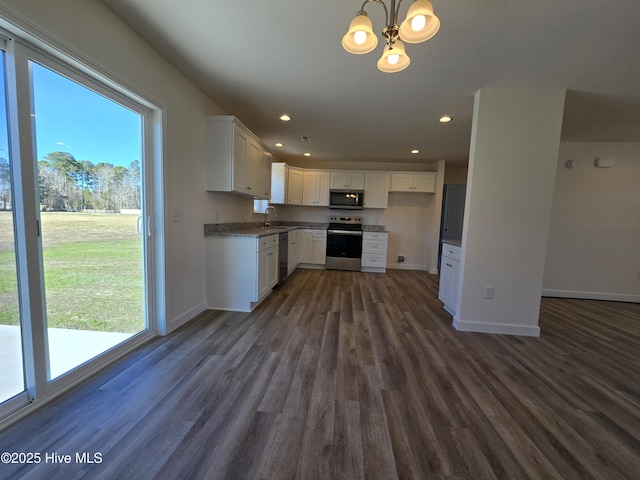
(438, 244), (461, 315)
(258, 242), (279, 301)
(299, 229), (327, 265)
(287, 229), (299, 274)
(361, 232), (388, 272)
(206, 234), (279, 312)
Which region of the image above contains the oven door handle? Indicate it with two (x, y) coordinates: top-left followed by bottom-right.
(328, 230), (363, 236)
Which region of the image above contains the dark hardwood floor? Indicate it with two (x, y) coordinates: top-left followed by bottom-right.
(1, 269), (639, 479)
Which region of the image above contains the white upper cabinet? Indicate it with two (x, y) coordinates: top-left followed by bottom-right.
(206, 116), (272, 199)
(330, 171), (365, 190)
(270, 162), (286, 204)
(390, 172), (436, 193)
(363, 173), (390, 208)
(258, 149), (272, 200)
(287, 167), (304, 205)
(303, 170), (330, 206)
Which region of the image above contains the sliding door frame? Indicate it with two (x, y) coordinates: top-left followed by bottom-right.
(0, 14), (166, 428)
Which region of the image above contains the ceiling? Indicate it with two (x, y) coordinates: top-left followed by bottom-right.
(102, 0), (640, 167)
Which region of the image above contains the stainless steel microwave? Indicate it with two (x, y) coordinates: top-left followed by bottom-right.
(329, 190), (364, 209)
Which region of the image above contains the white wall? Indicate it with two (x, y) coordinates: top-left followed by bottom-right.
(0, 0), (255, 333)
(456, 88), (565, 336)
(543, 142), (640, 302)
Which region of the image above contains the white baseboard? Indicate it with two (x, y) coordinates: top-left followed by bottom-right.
(453, 317), (541, 337)
(167, 301), (208, 334)
(541, 289), (640, 303)
(297, 263), (326, 270)
(387, 263), (437, 273)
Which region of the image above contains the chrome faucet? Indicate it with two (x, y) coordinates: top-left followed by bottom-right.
(263, 205), (277, 228)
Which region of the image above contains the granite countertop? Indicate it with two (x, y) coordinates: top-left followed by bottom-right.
(204, 221), (328, 238)
(442, 238), (462, 247)
(205, 221), (388, 237)
(362, 225), (387, 233)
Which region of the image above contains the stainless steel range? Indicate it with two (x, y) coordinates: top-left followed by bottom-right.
(325, 216), (363, 271)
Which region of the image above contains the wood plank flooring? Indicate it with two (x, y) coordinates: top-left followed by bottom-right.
(1, 269), (639, 479)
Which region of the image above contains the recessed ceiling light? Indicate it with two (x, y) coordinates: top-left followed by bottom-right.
(439, 115), (453, 123)
(275, 142), (284, 147)
(280, 114), (291, 122)
(303, 152), (312, 157)
(411, 149), (420, 154)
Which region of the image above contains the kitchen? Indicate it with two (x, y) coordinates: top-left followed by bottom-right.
(0, 0), (635, 375)
(1, 1), (639, 478)
(203, 116), (447, 312)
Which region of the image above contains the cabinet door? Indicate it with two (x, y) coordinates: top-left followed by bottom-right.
(413, 173), (436, 193)
(259, 151), (272, 200)
(287, 168), (303, 205)
(303, 171), (318, 205)
(364, 173), (389, 208)
(438, 257), (460, 313)
(317, 172), (330, 206)
(299, 230), (313, 263)
(267, 246), (279, 289)
(390, 173), (412, 192)
(233, 129), (248, 192)
(312, 238), (327, 264)
(438, 260), (452, 306)
(330, 171), (365, 190)
(330, 171), (349, 189)
(288, 231), (298, 272)
(348, 172), (365, 190)
(450, 259), (460, 310)
(257, 248), (270, 300)
(258, 246), (278, 299)
(245, 139), (261, 195)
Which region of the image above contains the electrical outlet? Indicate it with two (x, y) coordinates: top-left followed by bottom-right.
(397, 255), (405, 263)
(171, 207), (182, 222)
(483, 286), (495, 299)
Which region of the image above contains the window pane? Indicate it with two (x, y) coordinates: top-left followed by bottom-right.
(0, 50), (26, 403)
(30, 61), (147, 380)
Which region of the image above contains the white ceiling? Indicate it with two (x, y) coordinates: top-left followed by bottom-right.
(102, 0), (640, 167)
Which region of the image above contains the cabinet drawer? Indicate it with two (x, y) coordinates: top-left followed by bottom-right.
(258, 234), (279, 251)
(363, 240), (387, 253)
(312, 229), (327, 238)
(441, 244), (461, 261)
(361, 254), (386, 267)
(363, 232), (388, 241)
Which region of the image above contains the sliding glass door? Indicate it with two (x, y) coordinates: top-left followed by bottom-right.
(30, 61), (148, 380)
(0, 26), (160, 422)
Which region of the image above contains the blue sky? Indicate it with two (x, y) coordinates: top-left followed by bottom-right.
(31, 62), (142, 168)
(1, 59), (141, 169)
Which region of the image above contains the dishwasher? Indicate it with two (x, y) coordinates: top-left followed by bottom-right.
(278, 232), (288, 283)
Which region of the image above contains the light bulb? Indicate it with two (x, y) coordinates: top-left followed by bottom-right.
(411, 14), (426, 32)
(387, 53), (399, 65)
(354, 30), (367, 45)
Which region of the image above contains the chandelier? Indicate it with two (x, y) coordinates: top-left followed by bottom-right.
(342, 0), (440, 73)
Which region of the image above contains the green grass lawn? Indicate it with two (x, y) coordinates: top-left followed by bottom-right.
(0, 211), (144, 333)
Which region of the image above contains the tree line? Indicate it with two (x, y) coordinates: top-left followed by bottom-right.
(0, 151), (141, 212)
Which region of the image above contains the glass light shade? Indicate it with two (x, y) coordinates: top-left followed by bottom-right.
(398, 0), (440, 44)
(377, 40), (410, 73)
(342, 14), (378, 54)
